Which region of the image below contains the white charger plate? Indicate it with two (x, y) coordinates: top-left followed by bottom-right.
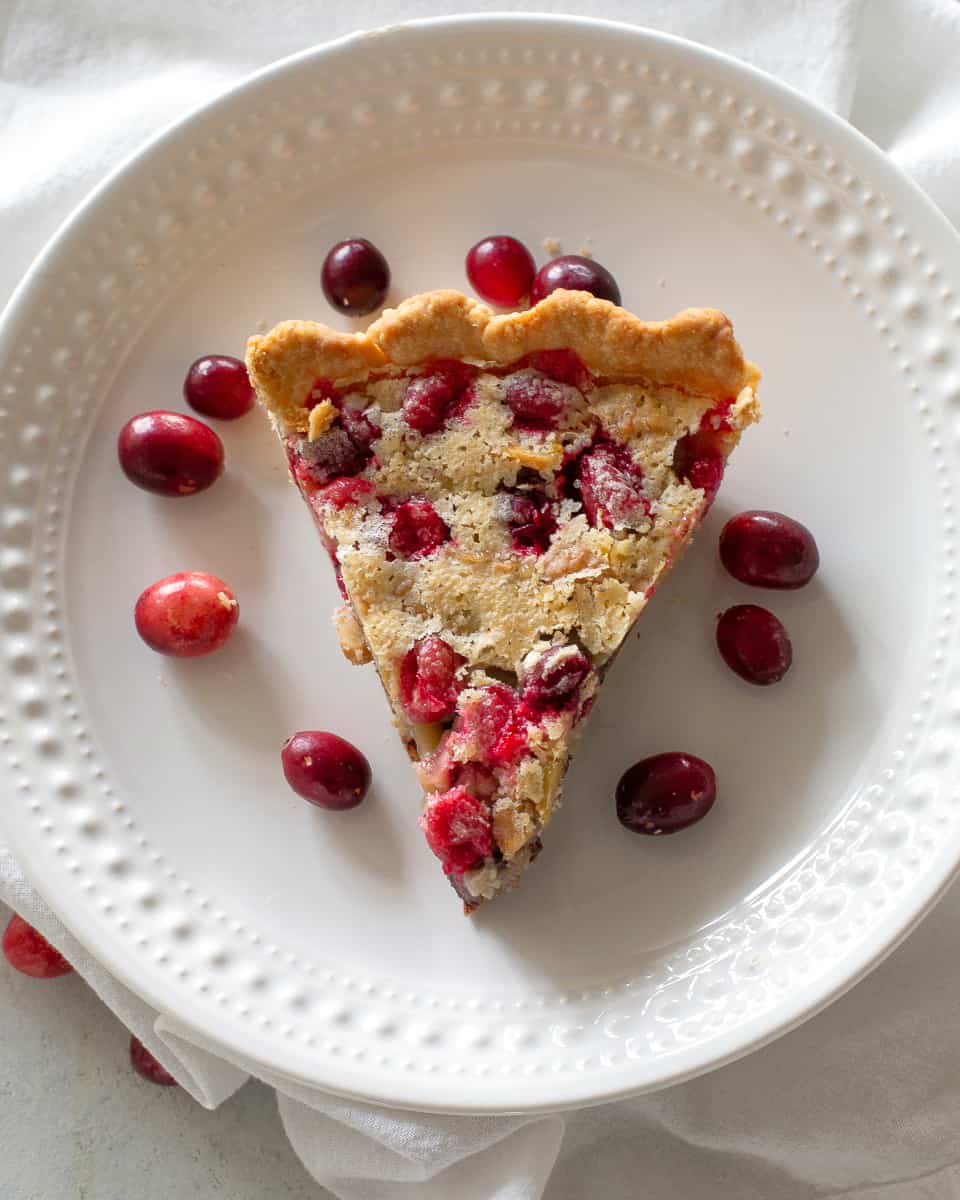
(2, 14), (960, 1113)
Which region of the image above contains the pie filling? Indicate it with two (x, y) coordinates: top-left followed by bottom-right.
(277, 346), (758, 907)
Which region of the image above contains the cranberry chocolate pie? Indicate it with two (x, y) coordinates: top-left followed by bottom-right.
(246, 289), (760, 910)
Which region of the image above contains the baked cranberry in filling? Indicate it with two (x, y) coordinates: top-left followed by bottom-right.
(454, 683), (529, 770)
(399, 636), (465, 724)
(574, 441), (651, 530)
(419, 786), (494, 876)
(501, 489), (557, 554)
(522, 646), (591, 713)
(503, 374), (572, 430)
(386, 497), (450, 559)
(514, 348), (591, 390)
(402, 361), (476, 435)
(673, 430), (726, 510)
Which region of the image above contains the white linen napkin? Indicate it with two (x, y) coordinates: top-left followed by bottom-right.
(2, 1), (960, 1197)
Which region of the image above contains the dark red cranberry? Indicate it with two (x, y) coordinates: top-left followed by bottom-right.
(719, 511), (820, 589)
(502, 490), (557, 554)
(399, 636), (464, 724)
(118, 411), (224, 497)
(576, 442), (650, 529)
(716, 604), (793, 685)
(183, 355), (255, 420)
(517, 349), (590, 390)
(2, 914), (72, 978)
(466, 235), (536, 307)
(673, 431), (726, 510)
(281, 730), (371, 809)
(135, 572), (239, 657)
(321, 238), (390, 316)
(616, 753), (717, 835)
(503, 375), (570, 429)
(387, 498), (450, 559)
(130, 1036), (178, 1086)
(291, 428), (370, 491)
(419, 786), (493, 875)
(530, 255), (621, 305)
(402, 364), (475, 435)
(455, 684), (527, 768)
(339, 403), (380, 450)
(523, 646), (591, 711)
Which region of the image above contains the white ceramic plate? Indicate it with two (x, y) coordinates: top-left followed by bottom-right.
(2, 14), (960, 1113)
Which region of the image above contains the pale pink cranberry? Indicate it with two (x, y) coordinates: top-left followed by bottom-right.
(280, 730), (371, 809)
(673, 431), (726, 509)
(419, 786), (493, 875)
(130, 1036), (178, 1086)
(321, 238), (390, 316)
(503, 374), (570, 429)
(503, 490), (557, 554)
(517, 348), (590, 390)
(387, 498), (450, 559)
(465, 235), (536, 307)
(317, 477), (375, 510)
(2, 914), (72, 978)
(184, 355), (255, 420)
(523, 647), (591, 711)
(399, 636), (464, 723)
(719, 511), (820, 589)
(454, 762), (498, 801)
(134, 572), (238, 657)
(616, 753), (717, 835)
(716, 604), (793, 685)
(576, 442), (650, 529)
(530, 255), (621, 305)
(455, 684), (527, 769)
(118, 411), (223, 497)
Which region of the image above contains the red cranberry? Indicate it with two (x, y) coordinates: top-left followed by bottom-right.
(291, 427), (371, 491)
(465, 235), (536, 307)
(716, 604), (793, 685)
(306, 378), (339, 410)
(118, 411), (224, 497)
(454, 762), (498, 801)
(387, 498), (450, 559)
(523, 646), (591, 711)
(502, 490), (557, 554)
(317, 477), (374, 509)
(399, 636), (464, 724)
(2, 914), (72, 978)
(719, 511), (820, 589)
(419, 786), (493, 875)
(281, 730), (371, 809)
(183, 355), (255, 420)
(503, 374), (571, 429)
(130, 1036), (178, 1086)
(402, 364), (475, 435)
(339, 403), (380, 450)
(530, 255), (621, 305)
(673, 431), (726, 510)
(134, 571), (238, 657)
(576, 442), (650, 529)
(455, 684), (527, 768)
(518, 349), (591, 390)
(321, 238), (390, 316)
(616, 752), (717, 835)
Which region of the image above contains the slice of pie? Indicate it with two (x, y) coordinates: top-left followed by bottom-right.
(246, 289), (760, 911)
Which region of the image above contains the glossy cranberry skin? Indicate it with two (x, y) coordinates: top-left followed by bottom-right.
(118, 411), (224, 497)
(183, 355), (255, 420)
(720, 510), (820, 589)
(130, 1037), (178, 1086)
(134, 572), (238, 657)
(321, 238), (390, 316)
(716, 604), (793, 685)
(281, 730), (371, 810)
(530, 255), (621, 305)
(466, 235), (536, 307)
(420, 786), (493, 875)
(400, 636), (464, 724)
(616, 752), (717, 835)
(2, 914), (72, 978)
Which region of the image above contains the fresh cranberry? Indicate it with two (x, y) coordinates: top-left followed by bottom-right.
(616, 753), (717, 835)
(134, 571), (238, 657)
(502, 490), (557, 554)
(523, 646), (591, 711)
(183, 355), (255, 420)
(118, 411), (224, 497)
(455, 684), (527, 768)
(719, 511), (820, 589)
(399, 636), (464, 724)
(576, 442), (650, 529)
(130, 1036), (178, 1086)
(503, 374), (572, 429)
(290, 428), (371, 491)
(518, 349), (591, 390)
(465, 235), (536, 307)
(716, 604), (793, 685)
(673, 431), (725, 510)
(419, 786), (493, 875)
(530, 255), (621, 305)
(2, 914), (72, 978)
(281, 730), (371, 809)
(387, 498), (450, 559)
(321, 238), (390, 316)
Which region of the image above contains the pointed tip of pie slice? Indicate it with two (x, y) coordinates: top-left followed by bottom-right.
(246, 288), (761, 912)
